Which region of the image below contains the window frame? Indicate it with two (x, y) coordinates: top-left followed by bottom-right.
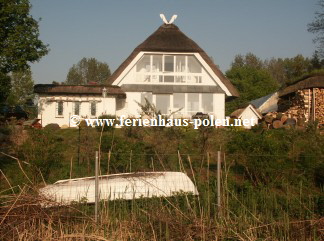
(56, 101), (64, 118)
(73, 102), (81, 116)
(90, 102), (97, 117)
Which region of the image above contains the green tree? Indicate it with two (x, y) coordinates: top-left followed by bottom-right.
(226, 53), (279, 114)
(6, 69), (34, 105)
(0, 72), (11, 103)
(65, 57), (111, 85)
(265, 55), (313, 86)
(282, 55), (312, 84)
(308, 0), (324, 57)
(0, 0), (48, 73)
(310, 51), (324, 69)
(0, 0), (48, 103)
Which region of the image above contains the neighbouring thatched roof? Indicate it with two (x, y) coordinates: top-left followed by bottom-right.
(230, 104), (262, 119)
(34, 84), (126, 97)
(107, 24), (239, 98)
(279, 74), (324, 97)
(230, 108), (245, 118)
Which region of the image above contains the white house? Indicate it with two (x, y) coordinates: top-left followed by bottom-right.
(35, 15), (239, 127)
(230, 104), (262, 129)
(108, 17), (239, 119)
(34, 85), (126, 127)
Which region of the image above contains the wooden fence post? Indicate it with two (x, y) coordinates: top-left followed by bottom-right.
(95, 151), (99, 223)
(217, 151), (221, 214)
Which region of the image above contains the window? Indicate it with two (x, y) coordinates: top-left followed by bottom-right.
(164, 56), (174, 72)
(152, 55), (162, 72)
(90, 102), (96, 116)
(135, 54), (203, 84)
(56, 101), (63, 116)
(141, 92), (153, 105)
(173, 93), (185, 109)
(202, 94), (213, 112)
(73, 102), (81, 115)
(175, 56), (186, 72)
(188, 56), (201, 73)
(155, 94), (170, 115)
(188, 93), (199, 113)
(136, 55), (150, 72)
(116, 98), (125, 111)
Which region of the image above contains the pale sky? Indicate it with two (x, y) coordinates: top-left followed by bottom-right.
(30, 0), (319, 84)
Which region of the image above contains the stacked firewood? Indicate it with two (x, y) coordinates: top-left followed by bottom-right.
(260, 112), (306, 129)
(314, 88), (324, 125)
(277, 88), (324, 127)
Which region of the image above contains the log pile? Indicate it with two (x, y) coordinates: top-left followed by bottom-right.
(314, 88), (324, 125)
(260, 112), (305, 129)
(276, 88), (324, 127)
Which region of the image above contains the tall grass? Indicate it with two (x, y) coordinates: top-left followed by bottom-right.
(0, 153), (322, 240)
(0, 126), (323, 240)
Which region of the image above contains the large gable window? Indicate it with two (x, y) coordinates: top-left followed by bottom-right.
(152, 55), (162, 72)
(136, 55), (151, 72)
(188, 56), (202, 73)
(164, 56), (174, 72)
(135, 54), (203, 84)
(176, 55), (186, 72)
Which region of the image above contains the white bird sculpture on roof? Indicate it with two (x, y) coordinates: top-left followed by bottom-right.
(160, 14), (178, 24)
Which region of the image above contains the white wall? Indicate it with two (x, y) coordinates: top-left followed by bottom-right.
(240, 107), (260, 129)
(115, 92), (226, 119)
(38, 95), (118, 127)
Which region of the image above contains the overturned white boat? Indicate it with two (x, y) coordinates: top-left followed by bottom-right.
(39, 172), (198, 204)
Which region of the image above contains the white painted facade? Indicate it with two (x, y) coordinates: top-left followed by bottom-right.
(231, 104), (262, 129)
(112, 52), (229, 119)
(37, 94), (116, 127)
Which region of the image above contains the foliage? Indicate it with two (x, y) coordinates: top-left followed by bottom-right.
(0, 0), (48, 74)
(226, 52), (324, 114)
(18, 129), (64, 182)
(308, 0), (324, 57)
(44, 123), (60, 130)
(266, 55), (313, 86)
(95, 114), (117, 132)
(226, 56), (279, 114)
(1, 126), (323, 240)
(65, 57), (111, 85)
(0, 72), (11, 103)
(226, 128), (324, 187)
(6, 69), (34, 106)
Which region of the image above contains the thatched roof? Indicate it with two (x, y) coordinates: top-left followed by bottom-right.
(230, 104), (262, 119)
(230, 108), (245, 119)
(108, 24), (239, 98)
(34, 84), (126, 97)
(279, 74), (324, 97)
